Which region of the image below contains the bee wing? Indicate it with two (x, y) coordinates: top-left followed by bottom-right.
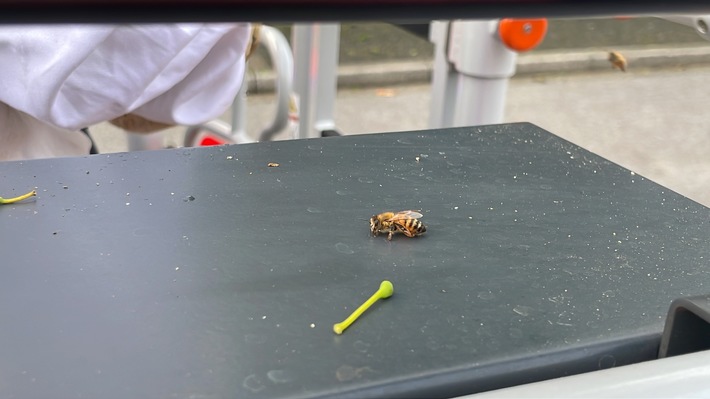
(389, 210), (423, 220)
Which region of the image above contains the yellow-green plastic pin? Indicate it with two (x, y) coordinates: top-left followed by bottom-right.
(333, 280), (394, 335)
(0, 190), (36, 205)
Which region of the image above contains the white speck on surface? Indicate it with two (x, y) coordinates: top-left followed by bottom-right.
(125, 202), (130, 206)
(310, 323), (315, 328)
(262, 315), (267, 320)
(513, 305), (533, 317)
(227, 156), (233, 160)
(267, 369), (295, 384)
(242, 374), (265, 393)
(175, 267), (180, 271)
(335, 242), (354, 254)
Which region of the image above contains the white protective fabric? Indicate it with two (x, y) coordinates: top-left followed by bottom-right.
(0, 23), (251, 161)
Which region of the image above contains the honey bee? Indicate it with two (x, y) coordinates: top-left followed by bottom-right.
(369, 210), (427, 241)
(608, 51), (627, 72)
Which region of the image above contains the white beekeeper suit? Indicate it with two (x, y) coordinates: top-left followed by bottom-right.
(0, 23), (251, 161)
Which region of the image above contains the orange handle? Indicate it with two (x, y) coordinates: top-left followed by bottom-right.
(498, 18), (548, 52)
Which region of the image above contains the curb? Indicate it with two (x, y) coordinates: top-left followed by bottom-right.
(246, 44), (710, 93)
(517, 44), (710, 75)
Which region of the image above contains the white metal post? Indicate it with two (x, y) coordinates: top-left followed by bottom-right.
(292, 24), (341, 139)
(429, 21), (459, 129)
(429, 20), (518, 128)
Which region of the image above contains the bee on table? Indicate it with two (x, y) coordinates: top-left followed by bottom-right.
(369, 210), (427, 241)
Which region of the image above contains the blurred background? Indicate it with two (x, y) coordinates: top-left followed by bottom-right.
(263, 18), (708, 65)
(90, 17), (710, 207)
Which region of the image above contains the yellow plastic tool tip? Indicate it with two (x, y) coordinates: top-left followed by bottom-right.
(333, 280), (394, 335)
(0, 190), (36, 204)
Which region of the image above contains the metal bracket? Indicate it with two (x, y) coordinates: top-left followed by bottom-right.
(320, 129), (342, 137)
(662, 15), (710, 41)
(658, 295), (710, 358)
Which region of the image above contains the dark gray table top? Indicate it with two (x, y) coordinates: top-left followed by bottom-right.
(1, 123), (709, 398)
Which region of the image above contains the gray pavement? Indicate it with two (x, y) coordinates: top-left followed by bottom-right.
(247, 44), (710, 91)
(90, 61), (710, 208)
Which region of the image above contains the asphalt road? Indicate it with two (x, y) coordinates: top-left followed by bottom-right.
(91, 65), (710, 207)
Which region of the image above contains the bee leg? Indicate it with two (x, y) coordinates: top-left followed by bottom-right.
(387, 230), (394, 241)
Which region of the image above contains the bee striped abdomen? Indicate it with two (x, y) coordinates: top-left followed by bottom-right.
(395, 218), (426, 237)
(413, 219), (426, 234)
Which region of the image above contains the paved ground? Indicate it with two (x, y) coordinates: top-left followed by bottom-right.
(90, 64), (710, 207)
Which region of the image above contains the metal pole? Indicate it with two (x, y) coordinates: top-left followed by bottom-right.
(292, 23), (341, 138)
(126, 132), (163, 152)
(429, 20), (517, 128)
(257, 25), (294, 141)
(428, 21), (459, 128)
